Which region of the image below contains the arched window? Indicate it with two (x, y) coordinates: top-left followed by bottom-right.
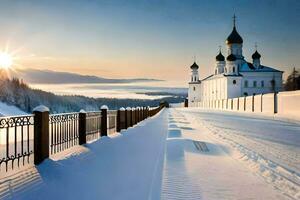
(244, 80), (248, 88)
(253, 81), (257, 87)
(193, 87), (196, 91)
(233, 67), (235, 73)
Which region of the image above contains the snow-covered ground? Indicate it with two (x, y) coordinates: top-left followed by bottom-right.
(170, 108), (300, 200)
(0, 108), (299, 199)
(0, 102), (27, 116)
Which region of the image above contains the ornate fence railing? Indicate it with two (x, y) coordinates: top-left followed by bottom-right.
(0, 101), (167, 172)
(107, 110), (117, 135)
(86, 111), (101, 142)
(49, 113), (79, 155)
(0, 115), (34, 171)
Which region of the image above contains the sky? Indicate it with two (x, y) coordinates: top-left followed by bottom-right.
(0, 0), (299, 85)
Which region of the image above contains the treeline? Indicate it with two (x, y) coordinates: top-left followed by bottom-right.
(0, 78), (185, 113)
(284, 68), (300, 91)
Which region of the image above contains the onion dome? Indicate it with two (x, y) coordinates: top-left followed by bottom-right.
(226, 54), (236, 61)
(226, 26), (243, 44)
(216, 52), (225, 61)
(252, 50), (261, 59)
(190, 62), (199, 69)
(226, 15), (243, 44)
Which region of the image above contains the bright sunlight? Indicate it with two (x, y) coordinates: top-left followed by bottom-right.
(0, 52), (13, 69)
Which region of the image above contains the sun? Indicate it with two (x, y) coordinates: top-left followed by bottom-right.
(0, 52), (13, 69)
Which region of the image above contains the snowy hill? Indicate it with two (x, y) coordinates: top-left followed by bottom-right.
(0, 101), (27, 116)
(9, 68), (162, 84)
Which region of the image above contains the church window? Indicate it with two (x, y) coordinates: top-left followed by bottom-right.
(233, 67), (235, 73)
(233, 80), (236, 84)
(244, 80), (248, 88)
(193, 87), (196, 91)
(253, 81), (257, 87)
(261, 81), (264, 87)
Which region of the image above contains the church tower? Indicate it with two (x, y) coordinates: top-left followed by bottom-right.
(252, 46), (262, 68)
(215, 48), (225, 74)
(225, 54), (239, 75)
(226, 15), (245, 69)
(188, 62), (201, 107)
(190, 62), (199, 82)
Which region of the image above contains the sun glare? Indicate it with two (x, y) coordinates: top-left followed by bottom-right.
(0, 52), (13, 69)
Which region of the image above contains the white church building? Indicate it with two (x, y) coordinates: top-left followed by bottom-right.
(188, 16), (283, 106)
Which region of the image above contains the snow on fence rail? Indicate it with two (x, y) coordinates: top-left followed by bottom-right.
(0, 102), (166, 172)
(188, 90), (300, 121)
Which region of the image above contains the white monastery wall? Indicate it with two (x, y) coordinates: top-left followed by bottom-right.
(277, 91), (300, 120)
(190, 90), (300, 122)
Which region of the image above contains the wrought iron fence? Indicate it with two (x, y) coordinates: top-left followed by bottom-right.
(0, 115), (34, 171)
(49, 113), (79, 154)
(0, 103), (165, 172)
(86, 111), (101, 142)
(107, 110), (117, 135)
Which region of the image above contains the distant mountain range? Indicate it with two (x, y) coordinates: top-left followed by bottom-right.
(9, 68), (162, 84)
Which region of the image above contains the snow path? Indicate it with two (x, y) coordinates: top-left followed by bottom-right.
(160, 108), (291, 200)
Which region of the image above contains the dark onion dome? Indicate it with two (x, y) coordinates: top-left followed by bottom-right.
(252, 50), (261, 59)
(216, 52), (225, 61)
(226, 54), (236, 61)
(190, 62), (199, 69)
(226, 26), (243, 44)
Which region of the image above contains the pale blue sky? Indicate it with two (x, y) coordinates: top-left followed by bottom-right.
(0, 0), (299, 83)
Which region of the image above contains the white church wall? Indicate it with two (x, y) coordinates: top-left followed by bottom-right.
(227, 77), (242, 98)
(188, 83), (201, 107)
(241, 72), (283, 96)
(277, 90), (300, 120)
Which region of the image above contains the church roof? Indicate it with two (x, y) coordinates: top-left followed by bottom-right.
(240, 62), (283, 73)
(190, 62), (199, 69)
(226, 54), (236, 61)
(216, 52), (225, 61)
(226, 26), (243, 44)
(252, 50), (261, 59)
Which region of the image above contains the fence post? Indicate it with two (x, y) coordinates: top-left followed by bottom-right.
(119, 107), (126, 131)
(252, 95), (255, 112)
(33, 105), (50, 165)
(142, 107), (145, 120)
(101, 105), (108, 137)
(126, 107), (132, 127)
(146, 106), (151, 118)
(274, 92), (278, 113)
(136, 107), (140, 122)
(132, 107), (135, 125)
(79, 110), (87, 145)
(116, 109), (121, 132)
